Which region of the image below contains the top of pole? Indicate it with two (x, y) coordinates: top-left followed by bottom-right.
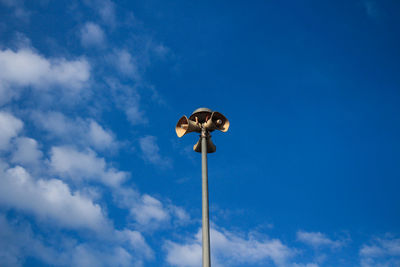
(189, 107), (213, 123)
(192, 107), (213, 114)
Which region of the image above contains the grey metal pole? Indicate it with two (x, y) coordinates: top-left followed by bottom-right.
(201, 128), (211, 267)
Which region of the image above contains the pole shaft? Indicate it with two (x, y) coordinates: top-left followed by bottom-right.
(201, 129), (211, 267)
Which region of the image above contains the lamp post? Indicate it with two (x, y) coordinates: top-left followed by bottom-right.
(175, 108), (230, 267)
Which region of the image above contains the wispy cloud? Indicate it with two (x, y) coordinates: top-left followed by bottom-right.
(31, 111), (117, 151)
(84, 0), (116, 26)
(360, 236), (400, 267)
(296, 231), (346, 249)
(131, 194), (170, 226)
(80, 22), (106, 48)
(114, 187), (190, 231)
(108, 49), (140, 80)
(165, 226), (294, 267)
(363, 0), (380, 19)
(50, 146), (128, 187)
(0, 0), (30, 21)
(106, 78), (148, 125)
(139, 135), (172, 168)
(0, 214), (154, 267)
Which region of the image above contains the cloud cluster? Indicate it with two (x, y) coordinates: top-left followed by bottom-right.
(32, 111), (116, 151)
(139, 135), (172, 168)
(165, 227), (294, 267)
(0, 110), (161, 266)
(0, 110), (166, 265)
(0, 214), (153, 267)
(50, 146), (127, 187)
(0, 48), (90, 104)
(0, 102), (192, 266)
(296, 231), (345, 249)
(0, 165), (108, 231)
(360, 237), (400, 267)
(114, 187), (190, 231)
(0, 0), (178, 265)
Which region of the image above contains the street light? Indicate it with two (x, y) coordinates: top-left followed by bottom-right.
(175, 107), (229, 267)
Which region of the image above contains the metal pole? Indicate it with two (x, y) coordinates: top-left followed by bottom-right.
(201, 128), (211, 267)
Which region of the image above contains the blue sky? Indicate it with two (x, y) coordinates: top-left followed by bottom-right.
(0, 0), (400, 266)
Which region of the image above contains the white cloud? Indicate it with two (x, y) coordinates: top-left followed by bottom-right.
(116, 229), (154, 260)
(110, 49), (140, 79)
(84, 0), (116, 26)
(80, 22), (106, 48)
(165, 240), (201, 267)
(170, 205), (191, 224)
(296, 231), (344, 249)
(97, 0), (116, 25)
(165, 227), (294, 267)
(0, 111), (23, 150)
(0, 0), (30, 21)
(72, 245), (134, 267)
(50, 146), (127, 187)
(0, 165), (109, 231)
(0, 48), (89, 88)
(114, 188), (189, 230)
(139, 135), (172, 168)
(0, 48), (90, 104)
(65, 235), (151, 267)
(0, 214), (154, 267)
(11, 137), (43, 167)
(31, 111), (74, 136)
(292, 264), (319, 267)
(125, 105), (147, 125)
(106, 75), (148, 126)
(131, 194), (170, 226)
(360, 237), (400, 267)
(153, 44), (169, 58)
(88, 120), (115, 149)
(361, 244), (385, 258)
(0, 214), (62, 266)
(32, 111), (116, 151)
